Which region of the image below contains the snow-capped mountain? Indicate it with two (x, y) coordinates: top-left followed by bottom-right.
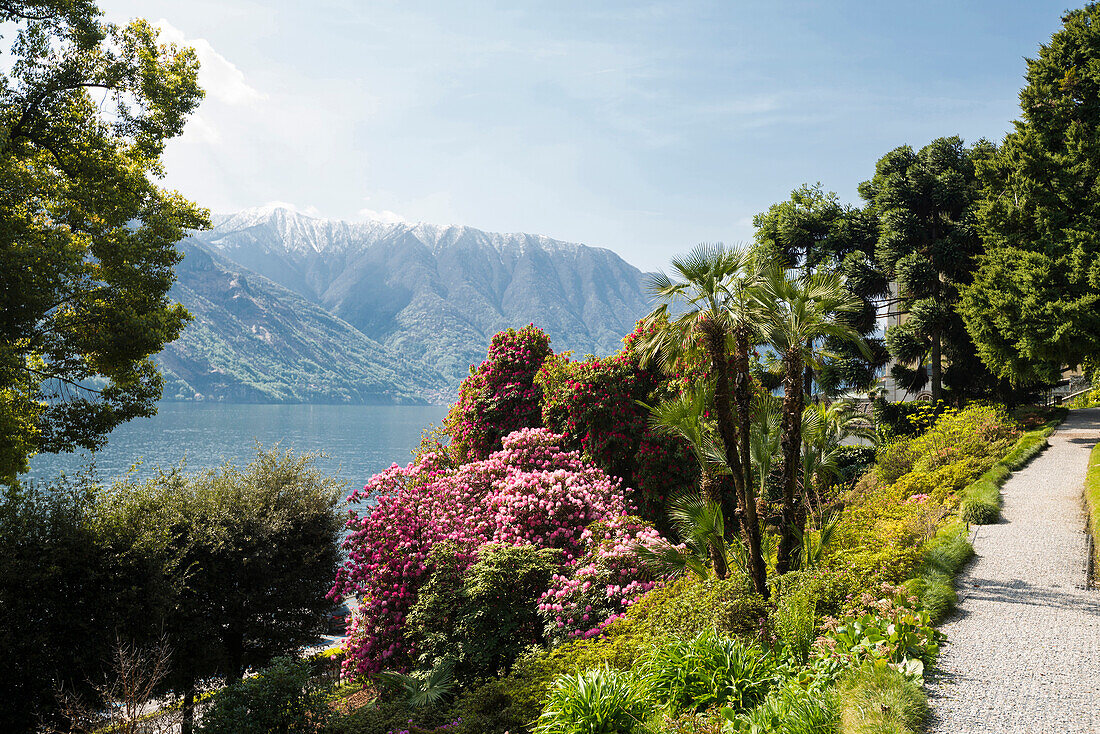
(160, 207), (656, 403)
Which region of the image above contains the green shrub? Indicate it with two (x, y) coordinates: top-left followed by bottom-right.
(533, 667), (650, 734)
(198, 657), (331, 734)
(407, 542), (561, 686)
(639, 629), (777, 714)
(626, 574), (769, 640)
(838, 661), (927, 734)
(774, 585), (816, 664)
(908, 405), (1019, 475)
(833, 446), (877, 486)
(872, 400), (945, 441)
(875, 440), (916, 485)
(325, 702), (455, 734)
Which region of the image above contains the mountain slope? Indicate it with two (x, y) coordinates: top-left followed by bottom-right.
(190, 207), (655, 388)
(159, 240), (447, 404)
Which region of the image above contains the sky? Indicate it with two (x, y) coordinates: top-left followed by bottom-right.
(100, 0), (1076, 270)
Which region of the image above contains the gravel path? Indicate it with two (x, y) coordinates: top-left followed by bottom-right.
(927, 408), (1100, 733)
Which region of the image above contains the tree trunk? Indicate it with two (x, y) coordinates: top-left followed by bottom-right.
(775, 349), (805, 575)
(698, 470), (728, 579)
(734, 329), (769, 599)
(931, 329), (942, 403)
(181, 686), (195, 734)
(700, 319), (745, 512)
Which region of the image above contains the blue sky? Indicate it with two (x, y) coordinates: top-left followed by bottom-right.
(104, 0), (1073, 270)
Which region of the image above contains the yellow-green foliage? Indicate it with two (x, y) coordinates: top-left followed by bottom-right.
(1086, 441), (1100, 579)
(499, 574), (768, 728)
(839, 661), (927, 734)
(907, 405), (1019, 473)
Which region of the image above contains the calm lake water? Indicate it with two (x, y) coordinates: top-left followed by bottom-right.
(25, 403), (450, 492)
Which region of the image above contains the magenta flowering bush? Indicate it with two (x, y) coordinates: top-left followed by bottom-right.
(537, 516), (663, 645)
(331, 428), (645, 678)
(446, 325), (553, 462)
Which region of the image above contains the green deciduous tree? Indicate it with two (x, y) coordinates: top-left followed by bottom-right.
(859, 137), (995, 402)
(0, 1), (207, 482)
(961, 4), (1100, 385)
(136, 448), (344, 733)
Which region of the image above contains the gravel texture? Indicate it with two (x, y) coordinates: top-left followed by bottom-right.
(927, 408), (1100, 733)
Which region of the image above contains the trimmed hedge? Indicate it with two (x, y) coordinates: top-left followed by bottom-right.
(1086, 440), (1100, 585)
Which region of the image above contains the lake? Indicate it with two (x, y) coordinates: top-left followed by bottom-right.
(24, 403), (450, 492)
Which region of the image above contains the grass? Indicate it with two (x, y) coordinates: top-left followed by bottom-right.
(839, 662), (927, 734)
(1086, 440), (1100, 586)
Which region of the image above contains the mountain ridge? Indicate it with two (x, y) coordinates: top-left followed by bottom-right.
(158, 207), (657, 404)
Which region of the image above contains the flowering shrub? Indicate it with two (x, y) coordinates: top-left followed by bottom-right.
(537, 321), (699, 523)
(446, 325), (553, 462)
(332, 428), (636, 677)
(537, 516), (663, 645)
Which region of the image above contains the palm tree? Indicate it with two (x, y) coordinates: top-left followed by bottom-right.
(644, 384), (730, 578)
(634, 493), (732, 581)
(800, 398), (877, 508)
(635, 243), (768, 597)
(757, 265), (869, 575)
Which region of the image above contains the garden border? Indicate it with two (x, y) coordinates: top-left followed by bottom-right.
(1085, 440), (1100, 588)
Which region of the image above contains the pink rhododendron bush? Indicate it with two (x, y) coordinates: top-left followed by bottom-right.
(331, 427), (663, 677)
(538, 516), (662, 645)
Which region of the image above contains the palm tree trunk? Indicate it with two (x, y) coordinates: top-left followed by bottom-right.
(734, 329), (768, 598)
(776, 348), (805, 575)
(699, 470), (728, 579)
(699, 319), (745, 516)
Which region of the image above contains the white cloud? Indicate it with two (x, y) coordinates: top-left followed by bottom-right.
(155, 19), (265, 106)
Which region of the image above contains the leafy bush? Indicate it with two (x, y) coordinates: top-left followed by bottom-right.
(624, 574), (769, 641)
(875, 440), (916, 485)
(537, 321), (701, 525)
(872, 400), (946, 440)
(1086, 441), (1100, 585)
(538, 517), (661, 644)
(408, 542), (561, 685)
(820, 588), (943, 682)
(533, 667), (650, 734)
(833, 445), (876, 487)
(198, 657), (331, 734)
(907, 405), (1019, 474)
(638, 629), (777, 714)
(838, 661), (927, 734)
